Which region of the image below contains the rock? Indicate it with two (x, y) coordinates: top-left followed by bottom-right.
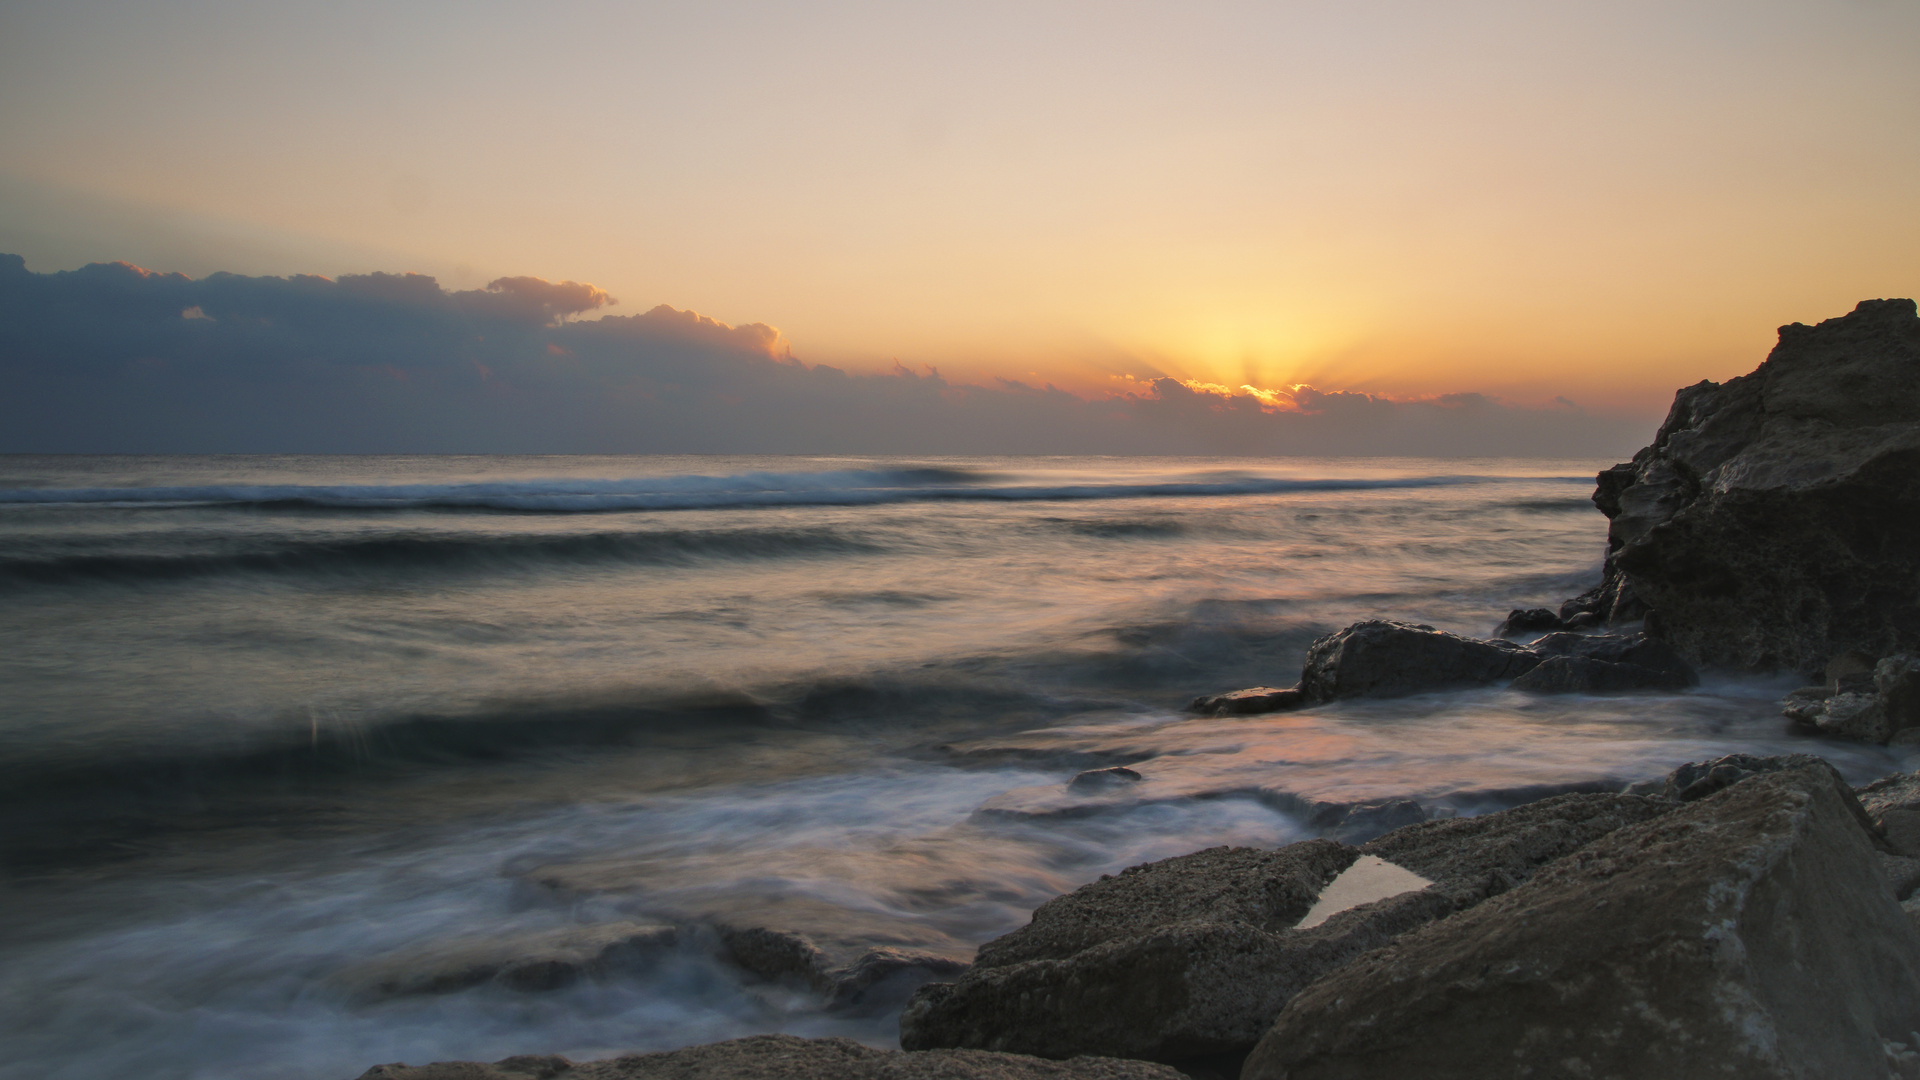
(334, 923), (679, 999)
(1189, 624), (1695, 715)
(1242, 765), (1920, 1080)
(717, 925), (831, 990)
(1188, 687), (1306, 716)
(1564, 298), (1920, 673)
(1858, 769), (1920, 855)
(1320, 799), (1426, 844)
(1783, 653), (1920, 745)
(1509, 630), (1697, 692)
(352, 1035), (1186, 1080)
(900, 794), (1668, 1065)
(1067, 767), (1142, 791)
(827, 947), (971, 1017)
(1494, 607), (1563, 638)
(1298, 621), (1540, 700)
(1883, 854), (1920, 903)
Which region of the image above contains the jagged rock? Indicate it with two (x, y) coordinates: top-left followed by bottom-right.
(351, 1035), (1186, 1080)
(1494, 607), (1564, 638)
(1859, 770), (1920, 855)
(332, 923), (679, 999)
(899, 794), (1668, 1064)
(1508, 630), (1696, 692)
(1783, 653), (1920, 745)
(1191, 623), (1696, 712)
(826, 947), (971, 1017)
(1566, 298), (1920, 673)
(1883, 855), (1920, 903)
(1243, 765), (1920, 1080)
(1298, 621), (1540, 700)
(714, 926), (966, 1015)
(717, 925), (830, 990)
(1188, 687), (1305, 716)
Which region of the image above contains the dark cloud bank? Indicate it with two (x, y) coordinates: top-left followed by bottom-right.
(0, 255), (1651, 455)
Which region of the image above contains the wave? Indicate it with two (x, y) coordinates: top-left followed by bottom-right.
(0, 526), (883, 587)
(0, 467), (1584, 515)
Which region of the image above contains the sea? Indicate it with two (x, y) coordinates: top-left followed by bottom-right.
(1, 454), (1911, 1080)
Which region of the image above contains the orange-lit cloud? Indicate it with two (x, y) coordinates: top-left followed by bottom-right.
(0, 254), (1654, 456)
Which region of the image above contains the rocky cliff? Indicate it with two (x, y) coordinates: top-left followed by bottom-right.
(1572, 297), (1920, 674)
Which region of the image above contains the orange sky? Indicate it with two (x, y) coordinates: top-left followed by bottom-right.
(3, 0), (1916, 416)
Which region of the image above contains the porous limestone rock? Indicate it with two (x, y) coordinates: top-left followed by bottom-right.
(899, 794), (1668, 1065)
(351, 1035), (1185, 1080)
(1569, 298), (1920, 673)
(1242, 766), (1920, 1080)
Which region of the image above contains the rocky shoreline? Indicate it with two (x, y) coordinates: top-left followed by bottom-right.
(350, 300), (1920, 1079)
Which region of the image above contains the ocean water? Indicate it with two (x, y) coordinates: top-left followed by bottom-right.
(1, 454), (1910, 1080)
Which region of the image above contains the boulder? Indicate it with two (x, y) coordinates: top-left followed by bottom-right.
(1784, 653), (1920, 745)
(1565, 298), (1920, 673)
(1067, 767), (1142, 792)
(1494, 607), (1563, 638)
(1189, 687), (1306, 716)
(351, 1035), (1186, 1080)
(1297, 621), (1538, 700)
(1242, 766), (1920, 1080)
(1858, 769), (1920, 855)
(899, 794), (1668, 1065)
(332, 923), (679, 999)
(1509, 631), (1696, 693)
(1191, 623), (1696, 712)
(715, 925), (969, 1014)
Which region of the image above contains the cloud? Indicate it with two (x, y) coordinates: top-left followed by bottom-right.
(0, 253), (1656, 455)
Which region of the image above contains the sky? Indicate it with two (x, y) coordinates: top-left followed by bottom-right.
(2, 0), (1917, 453)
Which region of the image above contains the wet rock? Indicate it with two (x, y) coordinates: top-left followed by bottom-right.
(1242, 765), (1920, 1080)
(1883, 854), (1920, 902)
(352, 1035), (1186, 1080)
(1509, 630), (1696, 692)
(1067, 767), (1142, 792)
(334, 923), (679, 999)
(1563, 298), (1920, 673)
(1298, 620), (1540, 700)
(1188, 686), (1306, 716)
(1859, 769), (1920, 855)
(900, 794), (1667, 1064)
(827, 948), (971, 1017)
(1317, 799), (1426, 844)
(1783, 653), (1920, 745)
(717, 925), (831, 990)
(1493, 607), (1563, 638)
(1659, 751), (1841, 801)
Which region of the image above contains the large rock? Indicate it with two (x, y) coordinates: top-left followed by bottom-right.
(1242, 765), (1920, 1080)
(899, 794), (1668, 1065)
(351, 1035), (1185, 1080)
(1784, 652), (1920, 745)
(1508, 630), (1696, 693)
(1297, 621), (1538, 700)
(1858, 768), (1920, 855)
(1570, 298), (1920, 673)
(1193, 623), (1695, 714)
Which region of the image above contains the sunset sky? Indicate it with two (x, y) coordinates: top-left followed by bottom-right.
(3, 0), (1917, 433)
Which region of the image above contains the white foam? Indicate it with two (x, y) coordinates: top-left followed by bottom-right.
(1295, 856), (1433, 929)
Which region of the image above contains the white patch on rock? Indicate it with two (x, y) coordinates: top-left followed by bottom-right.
(1295, 856), (1433, 929)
